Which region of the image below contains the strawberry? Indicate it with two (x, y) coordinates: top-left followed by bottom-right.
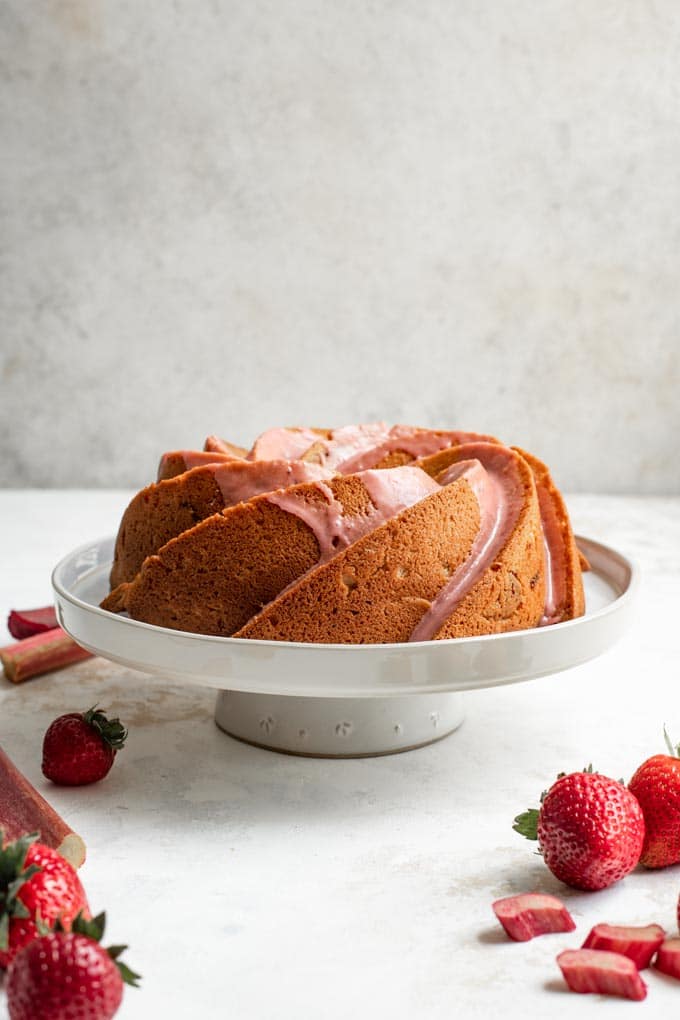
(557, 948), (647, 1000)
(582, 923), (665, 969)
(514, 767), (645, 891)
(42, 706), (127, 786)
(628, 730), (680, 868)
(492, 892), (575, 941)
(5, 911), (140, 1020)
(0, 830), (89, 968)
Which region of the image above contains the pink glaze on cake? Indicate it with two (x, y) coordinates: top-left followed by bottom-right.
(305, 423), (392, 469)
(336, 426), (497, 474)
(204, 436), (247, 457)
(266, 466), (439, 564)
(537, 485), (567, 626)
(359, 464), (440, 513)
(156, 450), (238, 480)
(248, 427), (322, 462)
(409, 446), (526, 641)
(211, 460), (335, 507)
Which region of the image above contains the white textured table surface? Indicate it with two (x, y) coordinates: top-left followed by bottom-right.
(1, 491), (679, 1019)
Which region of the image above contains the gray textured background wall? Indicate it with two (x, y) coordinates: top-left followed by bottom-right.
(2, 1), (679, 492)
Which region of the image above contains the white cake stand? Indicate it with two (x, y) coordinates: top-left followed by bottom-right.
(52, 536), (635, 757)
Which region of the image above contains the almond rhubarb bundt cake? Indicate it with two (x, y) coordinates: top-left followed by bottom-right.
(101, 424), (586, 642)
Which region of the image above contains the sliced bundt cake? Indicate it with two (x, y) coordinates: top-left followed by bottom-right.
(101, 423), (586, 643)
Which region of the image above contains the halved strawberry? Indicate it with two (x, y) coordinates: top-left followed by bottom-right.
(582, 923), (665, 969)
(654, 937), (680, 980)
(557, 948), (647, 1000)
(492, 893), (575, 942)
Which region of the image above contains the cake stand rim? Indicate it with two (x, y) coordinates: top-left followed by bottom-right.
(51, 534), (637, 698)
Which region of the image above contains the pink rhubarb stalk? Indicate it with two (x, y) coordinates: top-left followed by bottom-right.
(0, 745), (86, 869)
(492, 893), (576, 942)
(0, 628), (92, 684)
(557, 948), (647, 1001)
(582, 923), (665, 969)
(654, 938), (680, 980)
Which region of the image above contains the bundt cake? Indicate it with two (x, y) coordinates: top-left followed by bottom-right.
(101, 423), (587, 643)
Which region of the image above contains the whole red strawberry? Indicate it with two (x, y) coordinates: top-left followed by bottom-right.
(6, 911), (140, 1020)
(628, 732), (680, 868)
(0, 831), (89, 968)
(514, 767), (645, 891)
(42, 706), (127, 786)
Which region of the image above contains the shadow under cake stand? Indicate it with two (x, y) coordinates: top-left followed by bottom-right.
(52, 536), (635, 758)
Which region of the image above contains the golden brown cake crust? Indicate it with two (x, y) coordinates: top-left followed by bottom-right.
(105, 497), (322, 635)
(109, 468), (226, 589)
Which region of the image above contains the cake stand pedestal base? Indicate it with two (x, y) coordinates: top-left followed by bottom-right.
(214, 690), (465, 757)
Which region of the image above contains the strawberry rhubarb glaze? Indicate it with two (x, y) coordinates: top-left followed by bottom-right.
(536, 485), (568, 626)
(211, 460), (334, 506)
(337, 426), (497, 473)
(409, 446), (526, 641)
(266, 466), (440, 564)
(248, 427), (326, 461)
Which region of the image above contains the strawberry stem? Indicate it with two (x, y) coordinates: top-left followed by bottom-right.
(663, 726), (680, 758)
(0, 830), (41, 950)
(66, 910), (141, 987)
(513, 808), (539, 840)
(82, 707), (128, 751)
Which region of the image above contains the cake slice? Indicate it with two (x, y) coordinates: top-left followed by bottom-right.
(108, 459), (335, 588)
(416, 441), (583, 633)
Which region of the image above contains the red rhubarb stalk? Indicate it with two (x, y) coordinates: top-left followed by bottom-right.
(0, 745), (86, 869)
(655, 938), (680, 979)
(557, 948), (647, 1000)
(7, 606), (59, 640)
(0, 628), (92, 684)
(582, 922), (666, 969)
(492, 893), (576, 941)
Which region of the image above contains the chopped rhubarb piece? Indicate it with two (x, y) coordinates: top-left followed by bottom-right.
(582, 923), (666, 969)
(7, 605), (59, 640)
(492, 893), (576, 941)
(0, 627), (92, 684)
(0, 745), (86, 869)
(655, 938), (680, 979)
(557, 949), (647, 1001)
